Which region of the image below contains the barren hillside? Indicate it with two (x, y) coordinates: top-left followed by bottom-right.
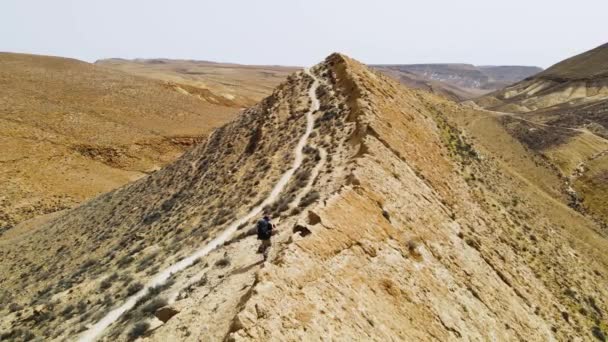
(95, 58), (299, 107)
(0, 53), (243, 230)
(1, 54), (606, 342)
(474, 42), (608, 224)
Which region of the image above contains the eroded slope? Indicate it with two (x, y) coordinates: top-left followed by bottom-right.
(473, 42), (608, 225)
(0, 53), (239, 230)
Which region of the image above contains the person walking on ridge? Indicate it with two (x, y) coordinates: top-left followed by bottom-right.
(257, 215), (275, 261)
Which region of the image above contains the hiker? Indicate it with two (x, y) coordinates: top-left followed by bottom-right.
(257, 215), (274, 261)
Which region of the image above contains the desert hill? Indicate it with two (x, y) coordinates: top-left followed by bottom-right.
(0, 53), (249, 230)
(373, 63), (542, 100)
(538, 42), (608, 80)
(476, 42), (608, 113)
(1, 54), (606, 341)
(95, 58), (299, 107)
(474, 42), (608, 224)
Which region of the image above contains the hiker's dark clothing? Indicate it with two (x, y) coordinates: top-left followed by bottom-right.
(257, 218), (274, 260)
(257, 218), (273, 240)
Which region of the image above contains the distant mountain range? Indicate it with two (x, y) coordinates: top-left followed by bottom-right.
(373, 63), (542, 100)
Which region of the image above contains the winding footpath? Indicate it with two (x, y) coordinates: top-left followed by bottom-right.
(78, 69), (320, 341)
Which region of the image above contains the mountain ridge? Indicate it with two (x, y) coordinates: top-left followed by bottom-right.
(1, 53), (607, 341)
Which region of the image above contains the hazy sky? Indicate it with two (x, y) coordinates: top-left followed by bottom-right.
(2, 0), (607, 68)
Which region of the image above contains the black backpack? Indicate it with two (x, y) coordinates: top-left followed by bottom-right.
(257, 219), (271, 240)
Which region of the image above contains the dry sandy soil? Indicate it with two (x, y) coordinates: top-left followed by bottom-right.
(1, 54), (606, 341)
(0, 53), (293, 230)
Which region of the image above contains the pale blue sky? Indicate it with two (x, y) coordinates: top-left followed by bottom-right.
(1, 0), (606, 68)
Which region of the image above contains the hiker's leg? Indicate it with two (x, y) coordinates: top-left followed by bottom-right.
(262, 239), (271, 261)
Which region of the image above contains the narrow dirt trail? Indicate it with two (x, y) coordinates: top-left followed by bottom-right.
(78, 69), (320, 342)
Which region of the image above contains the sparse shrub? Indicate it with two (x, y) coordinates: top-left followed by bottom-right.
(94, 294), (113, 308)
(133, 280), (175, 310)
(127, 321), (150, 341)
(61, 304), (75, 319)
(121, 274), (134, 285)
(215, 257), (231, 268)
(80, 259), (97, 270)
(1, 329), (35, 341)
(274, 196), (293, 215)
(136, 252), (159, 272)
(465, 237), (481, 250)
(190, 257), (203, 267)
(140, 297), (167, 315)
(299, 191), (320, 208)
(213, 209), (233, 226)
(591, 326), (606, 341)
(76, 300), (88, 314)
(143, 212), (161, 224)
(128, 244), (145, 256)
(296, 169), (312, 187)
(32, 309), (51, 324)
(127, 282), (144, 296)
(146, 265), (160, 275)
(194, 276), (208, 287)
(55, 278), (74, 292)
(8, 302), (22, 312)
(161, 196), (178, 211)
(99, 279), (112, 291)
(117, 255), (135, 268)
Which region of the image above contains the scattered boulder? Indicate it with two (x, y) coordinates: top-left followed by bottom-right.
(293, 224), (312, 237)
(307, 211), (321, 225)
(381, 209), (390, 222)
(154, 306), (179, 323)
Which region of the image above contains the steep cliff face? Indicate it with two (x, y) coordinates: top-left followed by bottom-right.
(1, 54), (607, 341)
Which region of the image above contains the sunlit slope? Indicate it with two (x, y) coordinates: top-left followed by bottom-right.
(0, 53), (238, 229)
